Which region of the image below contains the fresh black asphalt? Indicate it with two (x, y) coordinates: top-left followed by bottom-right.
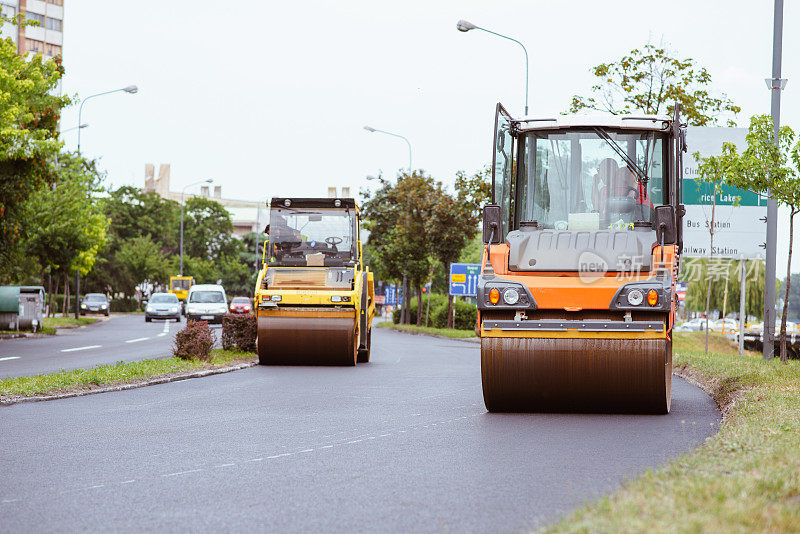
(0, 326), (720, 532)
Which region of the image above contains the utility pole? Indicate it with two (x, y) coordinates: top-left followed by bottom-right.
(764, 0), (786, 360)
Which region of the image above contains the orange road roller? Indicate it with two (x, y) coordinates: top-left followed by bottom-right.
(255, 197), (375, 365)
(478, 103), (687, 413)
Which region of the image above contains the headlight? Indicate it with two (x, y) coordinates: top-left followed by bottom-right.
(170, 306), (178, 313)
(627, 289), (644, 306)
(100, 304), (107, 309)
(146, 306), (154, 312)
(331, 295), (342, 302)
(502, 288), (519, 305)
(81, 304), (87, 309)
(270, 295), (282, 302)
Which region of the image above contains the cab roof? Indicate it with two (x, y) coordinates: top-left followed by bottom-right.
(512, 113), (673, 133)
(270, 197), (357, 209)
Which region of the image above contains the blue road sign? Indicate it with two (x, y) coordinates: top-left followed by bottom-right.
(384, 286), (396, 306)
(449, 263), (481, 296)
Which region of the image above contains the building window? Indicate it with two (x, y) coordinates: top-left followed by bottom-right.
(26, 12), (45, 25)
(25, 38), (43, 52)
(46, 17), (62, 32)
(0, 5), (16, 18)
(46, 0), (64, 5)
(45, 43), (62, 57)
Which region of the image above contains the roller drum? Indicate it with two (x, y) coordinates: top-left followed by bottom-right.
(481, 337), (672, 413)
(257, 309), (358, 366)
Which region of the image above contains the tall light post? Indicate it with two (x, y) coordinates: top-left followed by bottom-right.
(73, 84), (138, 319)
(363, 126), (413, 171)
(457, 19), (530, 115)
(763, 0), (787, 360)
(180, 179), (214, 276)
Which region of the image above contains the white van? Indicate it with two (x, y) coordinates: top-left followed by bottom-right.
(185, 284), (228, 324)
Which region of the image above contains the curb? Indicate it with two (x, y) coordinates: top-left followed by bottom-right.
(0, 361), (257, 406)
(377, 324), (480, 343)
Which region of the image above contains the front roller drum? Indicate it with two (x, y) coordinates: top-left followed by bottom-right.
(481, 337), (672, 414)
(258, 311), (358, 366)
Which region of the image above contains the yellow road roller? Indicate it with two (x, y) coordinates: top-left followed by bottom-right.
(255, 197), (375, 365)
(478, 103), (686, 413)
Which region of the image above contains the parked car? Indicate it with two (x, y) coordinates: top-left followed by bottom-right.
(675, 318), (708, 332)
(710, 318), (739, 334)
(80, 293), (109, 316)
(746, 320), (799, 337)
(229, 296), (253, 314)
(185, 284), (228, 324)
(145, 292), (181, 323)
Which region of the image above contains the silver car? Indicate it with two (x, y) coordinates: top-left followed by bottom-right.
(145, 293), (181, 322)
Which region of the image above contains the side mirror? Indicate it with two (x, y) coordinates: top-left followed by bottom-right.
(653, 205), (677, 244)
(482, 204), (503, 244)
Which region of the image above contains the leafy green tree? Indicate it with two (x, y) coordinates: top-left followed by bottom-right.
(682, 258), (765, 321)
(726, 115), (799, 362)
(0, 15), (71, 281)
(183, 196), (239, 262)
(22, 152), (107, 312)
(116, 236), (170, 304)
(568, 44), (740, 126)
(693, 145), (740, 353)
(105, 186), (180, 254)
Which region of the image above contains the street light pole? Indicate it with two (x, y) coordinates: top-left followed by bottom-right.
(763, 0), (786, 360)
(73, 85), (138, 319)
(61, 123), (89, 134)
(180, 179), (214, 276)
(457, 19), (529, 115)
(363, 126), (413, 171)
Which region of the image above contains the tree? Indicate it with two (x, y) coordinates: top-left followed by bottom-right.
(0, 15), (71, 281)
(726, 115), (799, 362)
(568, 44), (740, 126)
(182, 196), (239, 262)
(693, 145), (740, 354)
(22, 152), (107, 313)
(116, 236), (169, 304)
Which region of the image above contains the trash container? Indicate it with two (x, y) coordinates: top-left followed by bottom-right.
(19, 286), (45, 332)
(0, 286), (21, 330)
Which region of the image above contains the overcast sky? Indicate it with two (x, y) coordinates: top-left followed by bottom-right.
(59, 0), (800, 274)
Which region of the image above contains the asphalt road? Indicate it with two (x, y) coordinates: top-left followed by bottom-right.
(0, 328), (719, 532)
(0, 314), (187, 378)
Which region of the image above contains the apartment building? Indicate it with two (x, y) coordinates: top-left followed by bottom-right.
(0, 0), (63, 58)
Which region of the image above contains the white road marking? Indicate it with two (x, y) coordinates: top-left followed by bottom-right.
(60, 345), (101, 353)
(347, 439), (363, 444)
(0, 356), (20, 361)
(298, 449), (314, 453)
(125, 337), (149, 344)
(214, 463), (236, 468)
(157, 321), (171, 337)
(320, 445), (334, 449)
(87, 484), (105, 489)
(266, 453), (291, 459)
(244, 458), (263, 463)
(162, 469), (203, 477)
(120, 480), (136, 484)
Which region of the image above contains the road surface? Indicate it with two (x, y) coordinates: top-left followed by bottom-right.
(0, 327), (719, 532)
(0, 315), (184, 378)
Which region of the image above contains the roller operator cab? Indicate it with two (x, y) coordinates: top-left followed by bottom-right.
(254, 198), (375, 365)
(479, 103), (687, 414)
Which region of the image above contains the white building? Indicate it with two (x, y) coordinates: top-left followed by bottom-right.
(0, 0), (63, 58)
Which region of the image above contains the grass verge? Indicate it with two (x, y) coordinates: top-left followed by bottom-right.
(0, 349), (255, 400)
(542, 332), (800, 533)
(42, 316), (99, 329)
(376, 321), (476, 339)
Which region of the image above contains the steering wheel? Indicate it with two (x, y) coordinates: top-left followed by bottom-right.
(325, 237), (343, 246)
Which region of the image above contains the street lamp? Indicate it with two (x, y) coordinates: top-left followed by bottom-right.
(61, 123), (89, 134)
(457, 19), (530, 115)
(73, 84), (138, 319)
(363, 126), (413, 171)
(180, 179), (214, 276)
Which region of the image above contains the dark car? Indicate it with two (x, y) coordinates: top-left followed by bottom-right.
(145, 293), (182, 322)
(80, 293), (110, 316)
(229, 296), (253, 314)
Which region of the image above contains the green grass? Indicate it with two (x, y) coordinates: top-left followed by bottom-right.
(42, 316), (98, 329)
(376, 321), (477, 339)
(0, 349), (255, 399)
(542, 334), (800, 533)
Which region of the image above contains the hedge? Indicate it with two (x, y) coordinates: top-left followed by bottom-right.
(221, 314), (257, 352)
(393, 293), (476, 330)
(173, 320), (214, 361)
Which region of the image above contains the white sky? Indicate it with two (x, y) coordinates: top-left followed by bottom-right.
(59, 0), (800, 275)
